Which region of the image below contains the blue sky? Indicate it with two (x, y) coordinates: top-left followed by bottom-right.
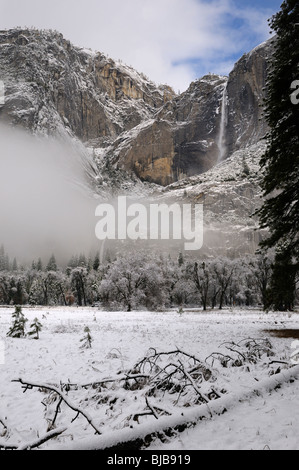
(173, 0), (283, 86)
(238, 0), (281, 9)
(1, 0), (283, 92)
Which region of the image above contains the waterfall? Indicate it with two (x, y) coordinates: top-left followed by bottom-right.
(217, 82), (228, 162)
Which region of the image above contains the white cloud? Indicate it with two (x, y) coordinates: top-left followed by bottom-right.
(1, 0), (275, 91)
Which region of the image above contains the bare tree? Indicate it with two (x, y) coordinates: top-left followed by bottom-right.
(211, 258), (236, 310)
(193, 261), (210, 310)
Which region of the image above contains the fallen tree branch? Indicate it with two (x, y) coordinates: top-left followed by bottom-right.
(205, 351), (234, 367)
(145, 397), (159, 419)
(81, 374), (150, 389)
(17, 426), (68, 450)
(205, 337), (275, 367)
(0, 426), (67, 450)
(46, 364), (299, 450)
(133, 348), (207, 374)
(177, 360), (209, 405)
(268, 360), (289, 365)
(12, 378), (102, 435)
(0, 417), (8, 434)
(51, 397), (63, 429)
(219, 342), (246, 361)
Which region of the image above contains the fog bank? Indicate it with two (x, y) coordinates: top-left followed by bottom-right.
(0, 125), (99, 263)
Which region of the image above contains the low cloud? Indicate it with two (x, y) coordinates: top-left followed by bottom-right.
(0, 125), (98, 263)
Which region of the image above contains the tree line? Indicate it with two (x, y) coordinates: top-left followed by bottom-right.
(0, 245), (296, 311)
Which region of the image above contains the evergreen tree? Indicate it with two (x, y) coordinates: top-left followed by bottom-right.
(78, 253), (87, 267)
(0, 245), (9, 271)
(37, 258), (43, 271)
(68, 255), (78, 268)
(12, 279), (24, 305)
(12, 258), (18, 272)
(257, 1), (299, 309)
(80, 326), (93, 349)
(28, 317), (43, 339)
(7, 306), (27, 338)
(267, 247), (296, 311)
(46, 254), (57, 272)
(178, 251), (184, 267)
(0, 245), (5, 271)
(93, 252), (100, 271)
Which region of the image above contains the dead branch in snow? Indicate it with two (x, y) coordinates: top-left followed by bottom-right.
(17, 426), (68, 450)
(132, 396), (172, 423)
(145, 396), (159, 419)
(7, 342), (284, 450)
(0, 417), (8, 437)
(12, 378), (102, 435)
(81, 373), (150, 390)
(205, 337), (275, 368)
(0, 426), (67, 450)
(133, 348), (211, 376)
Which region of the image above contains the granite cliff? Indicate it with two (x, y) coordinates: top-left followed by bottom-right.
(0, 29), (273, 188)
(0, 29), (174, 146)
(101, 41), (273, 186)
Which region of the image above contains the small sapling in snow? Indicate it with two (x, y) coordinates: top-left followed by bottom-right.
(80, 326), (93, 349)
(28, 317), (43, 339)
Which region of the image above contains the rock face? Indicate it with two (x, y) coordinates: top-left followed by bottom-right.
(110, 75), (228, 186)
(102, 42), (274, 186)
(0, 28), (274, 189)
(225, 41), (273, 156)
(0, 29), (174, 145)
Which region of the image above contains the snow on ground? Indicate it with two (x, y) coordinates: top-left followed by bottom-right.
(0, 306), (298, 450)
(149, 375), (299, 451)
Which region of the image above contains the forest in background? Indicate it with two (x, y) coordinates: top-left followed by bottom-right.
(1, 244), (297, 311)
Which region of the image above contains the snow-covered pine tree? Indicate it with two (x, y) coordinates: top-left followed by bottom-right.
(12, 258), (18, 272)
(37, 258), (43, 271)
(7, 305), (28, 338)
(178, 251), (184, 267)
(93, 252), (100, 271)
(0, 245), (9, 271)
(258, 0), (299, 310)
(80, 326), (93, 349)
(46, 254), (57, 272)
(28, 317), (43, 339)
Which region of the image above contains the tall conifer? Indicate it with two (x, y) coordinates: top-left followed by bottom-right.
(258, 1), (299, 309)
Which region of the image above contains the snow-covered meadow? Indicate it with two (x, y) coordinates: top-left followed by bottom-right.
(0, 306), (298, 450)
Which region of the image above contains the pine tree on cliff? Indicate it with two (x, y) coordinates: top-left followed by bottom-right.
(258, 1), (299, 310)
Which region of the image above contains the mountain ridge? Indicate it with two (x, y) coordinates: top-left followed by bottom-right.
(0, 28), (274, 189)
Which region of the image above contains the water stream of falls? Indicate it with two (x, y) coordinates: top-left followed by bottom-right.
(217, 82), (228, 162)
